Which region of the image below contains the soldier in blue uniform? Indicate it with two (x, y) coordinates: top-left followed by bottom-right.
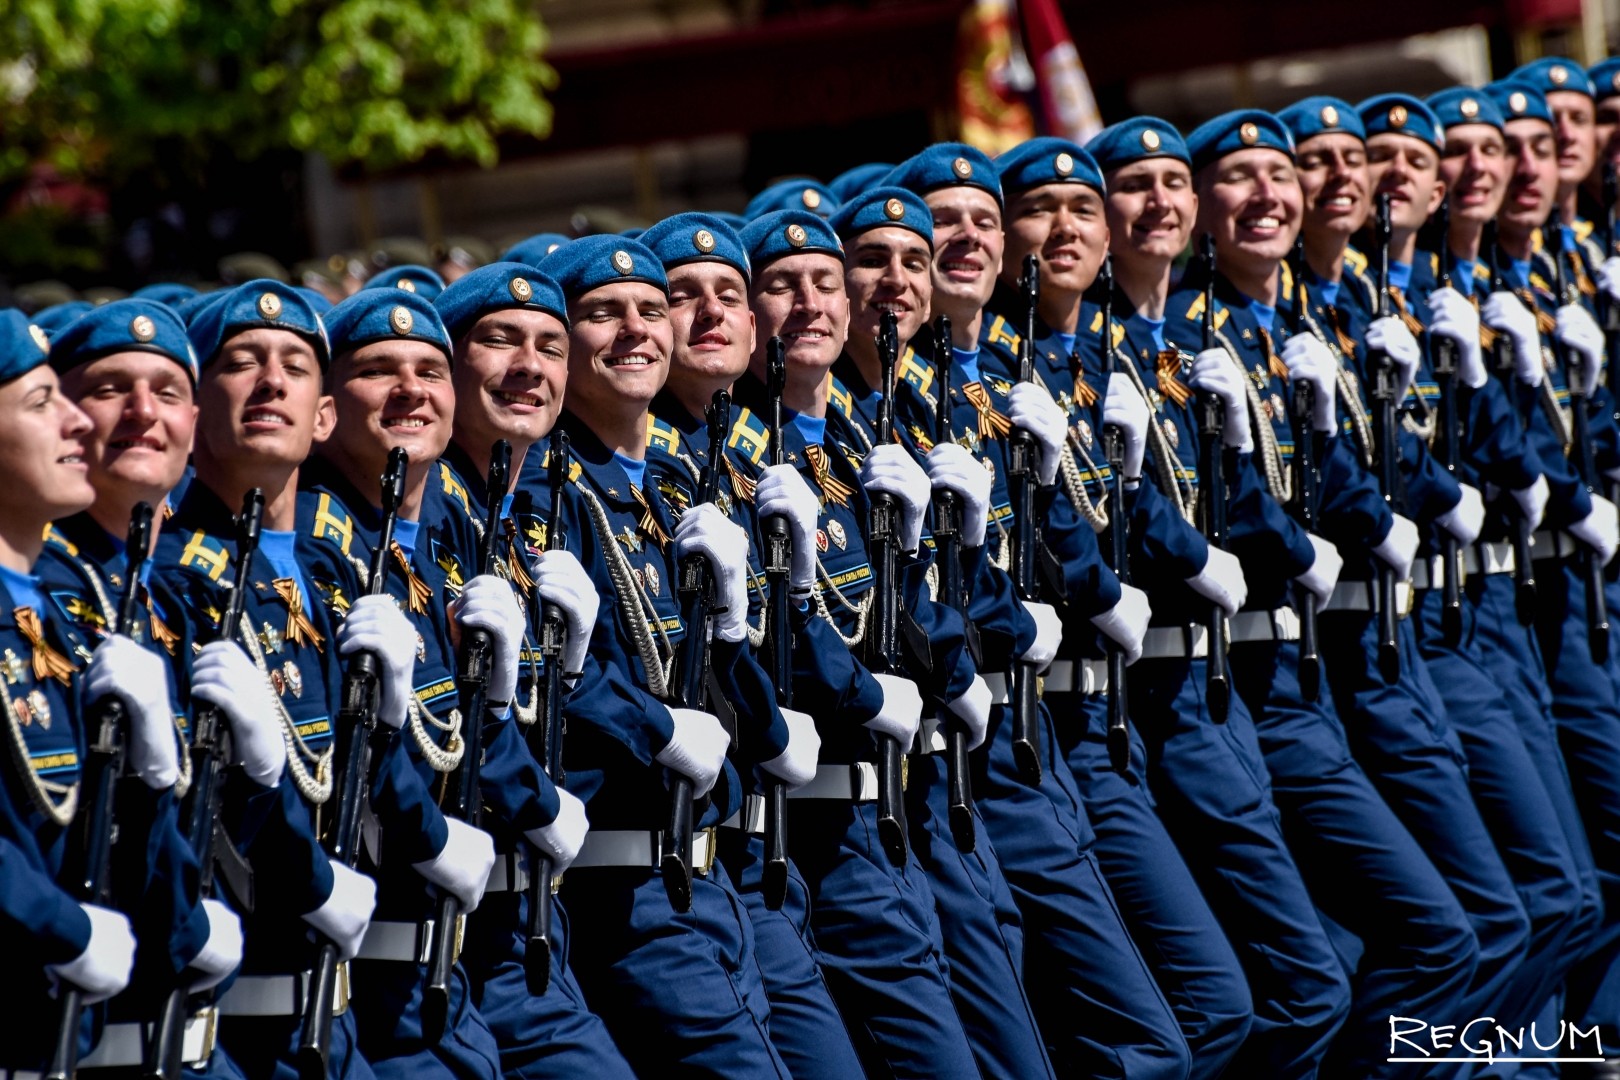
(744, 179), (838, 221)
(430, 262), (636, 1080)
(525, 234), (799, 1078)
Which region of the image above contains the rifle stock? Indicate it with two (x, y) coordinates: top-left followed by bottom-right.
(1008, 256), (1045, 777)
(1197, 235), (1231, 723)
(1370, 193), (1402, 682)
(1285, 238), (1322, 701)
(761, 339), (795, 902)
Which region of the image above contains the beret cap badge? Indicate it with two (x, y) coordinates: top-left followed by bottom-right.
(1460, 97), (1480, 118)
(29, 325), (48, 353)
(1321, 105), (1339, 126)
(391, 306), (414, 334)
(1141, 129), (1161, 150)
(952, 156), (973, 179)
(1239, 122), (1259, 145)
(883, 197), (906, 220)
(397, 278), (417, 292)
(131, 315), (156, 343)
(612, 250), (635, 274)
(1054, 152), (1075, 176)
(785, 224), (808, 247)
(258, 292), (282, 319)
(1510, 91), (1528, 114)
(1551, 64), (1569, 85)
(694, 229), (716, 254)
(1389, 104), (1408, 128)
(802, 189), (822, 210)
(509, 276), (533, 302)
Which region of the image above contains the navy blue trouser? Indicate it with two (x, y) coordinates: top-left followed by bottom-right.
(1128, 651), (1350, 1079)
(562, 860), (792, 1079)
(1056, 687), (1253, 1080)
(975, 694), (1192, 1079)
(221, 1004), (373, 1080)
(907, 747), (1056, 1080)
(1321, 606), (1532, 1021)
(461, 884), (637, 1080)
(350, 955), (500, 1080)
(789, 789), (981, 1080)
(717, 827), (867, 1080)
(1231, 636), (1481, 1079)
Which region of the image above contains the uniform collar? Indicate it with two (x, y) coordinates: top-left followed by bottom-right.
(557, 410), (641, 506)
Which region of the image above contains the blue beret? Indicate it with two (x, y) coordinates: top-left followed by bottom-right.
(1087, 117), (1191, 173)
(132, 283), (200, 307)
(49, 300), (198, 382)
(1484, 79), (1553, 126)
(173, 292), (219, 325)
(33, 301), (93, 335)
(0, 309), (54, 385)
(740, 210), (844, 271)
(295, 288), (334, 316)
(708, 211), (749, 233)
(620, 227), (645, 240)
(435, 262), (569, 340)
(1427, 87), (1505, 132)
(1512, 57), (1595, 99)
(995, 136), (1104, 194)
(1359, 94), (1444, 150)
(1276, 97), (1365, 147)
(830, 186), (934, 247)
(541, 235), (668, 301)
(745, 179), (838, 221)
(1591, 58), (1620, 102)
(324, 288), (451, 362)
(186, 280), (331, 369)
(1187, 110), (1294, 174)
(884, 144), (1002, 207)
(640, 213), (750, 282)
(501, 233), (572, 265)
(828, 163), (895, 204)
(361, 264), (446, 300)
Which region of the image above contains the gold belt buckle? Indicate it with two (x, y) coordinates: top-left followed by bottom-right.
(695, 827), (719, 876)
(189, 1006), (220, 1067)
(332, 960), (351, 1015)
(452, 913), (467, 964)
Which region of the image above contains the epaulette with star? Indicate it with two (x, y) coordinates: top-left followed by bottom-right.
(308, 492), (355, 556)
(646, 413), (682, 457)
(727, 407), (770, 465)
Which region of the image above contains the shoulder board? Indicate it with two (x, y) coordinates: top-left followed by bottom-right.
(828, 378), (855, 419)
(176, 529), (230, 581)
(1529, 271), (1552, 294)
(1182, 293), (1231, 332)
(727, 407), (770, 465)
(1427, 251), (1439, 276)
(1576, 218), (1596, 244)
(646, 413), (681, 457)
(1086, 309), (1126, 348)
(897, 346), (934, 396)
(1280, 258), (1295, 302)
(985, 315), (1021, 354)
(1532, 227), (1549, 254)
(1344, 246), (1370, 277)
(534, 449), (585, 483)
(309, 492), (354, 556)
(438, 462), (474, 520)
(1473, 262), (1492, 283)
(1087, 309), (1103, 333)
(42, 524), (78, 558)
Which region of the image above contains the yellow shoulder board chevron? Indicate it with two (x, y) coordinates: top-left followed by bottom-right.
(310, 492), (354, 556)
(178, 530), (230, 581)
(986, 315), (1020, 354)
(646, 413), (682, 457)
(1182, 293), (1231, 332)
(42, 524), (78, 558)
(897, 346), (934, 396)
(439, 462), (474, 519)
(1343, 246), (1369, 277)
(828, 378), (855, 419)
(727, 407), (770, 465)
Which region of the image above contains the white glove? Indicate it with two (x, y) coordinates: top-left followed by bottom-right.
(1373, 514), (1420, 581)
(451, 575), (524, 705)
(1428, 287), (1487, 389)
(1512, 475), (1550, 531)
(1090, 583), (1150, 665)
(926, 442), (993, 548)
(656, 706), (730, 798)
(535, 550), (601, 676)
(1280, 334), (1337, 432)
(755, 463), (820, 595)
(1185, 546), (1248, 617)
(526, 788), (589, 877)
(1007, 381), (1068, 486)
(1366, 316), (1422, 404)
(190, 641), (287, 788)
(302, 860), (376, 963)
(1103, 375), (1149, 483)
(1187, 348), (1254, 452)
(860, 444), (930, 553)
(413, 818), (496, 912)
(1597, 255), (1620, 305)
(1436, 485), (1485, 546)
(946, 675), (992, 751)
(673, 503), (751, 643)
(1481, 291), (1544, 386)
(48, 904), (134, 1003)
(336, 595), (417, 730)
(1295, 534), (1343, 606)
(188, 899), (243, 993)
(760, 707), (821, 789)
(867, 673), (922, 747)
(1556, 304), (1604, 396)
(83, 635), (179, 790)
(1020, 601), (1063, 670)
(1569, 495), (1620, 565)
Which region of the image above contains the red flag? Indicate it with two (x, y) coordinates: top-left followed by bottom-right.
(1019, 0), (1102, 143)
(955, 0), (1036, 155)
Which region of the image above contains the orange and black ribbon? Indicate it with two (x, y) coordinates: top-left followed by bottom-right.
(501, 519), (537, 594)
(1259, 328), (1290, 382)
(271, 579), (325, 650)
(1387, 288), (1427, 336)
(803, 444), (855, 508)
(15, 607), (75, 685)
(961, 382), (1013, 440)
(629, 485), (671, 549)
(390, 542), (433, 615)
(1155, 350), (1192, 407)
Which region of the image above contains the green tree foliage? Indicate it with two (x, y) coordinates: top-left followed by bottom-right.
(0, 0), (556, 182)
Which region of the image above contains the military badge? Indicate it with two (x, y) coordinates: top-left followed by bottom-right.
(1075, 419), (1094, 449)
(816, 528), (829, 552)
(827, 520), (847, 550)
(1162, 417), (1180, 449)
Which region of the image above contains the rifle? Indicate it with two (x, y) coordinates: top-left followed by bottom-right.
(1097, 259), (1133, 773)
(761, 339), (794, 905)
(423, 441), (511, 1035)
(869, 312), (910, 866)
(1007, 255), (1045, 778)
(929, 314), (977, 848)
(146, 491), (262, 1080)
(47, 502), (154, 1080)
(1430, 200), (1465, 645)
(1369, 192), (1403, 682)
(1603, 162), (1620, 513)
(297, 448), (407, 1080)
(1486, 222), (1538, 623)
(525, 430), (570, 992)
(1197, 235), (1231, 724)
(661, 392), (730, 911)
(1283, 239), (1323, 702)
(1545, 209), (1611, 664)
